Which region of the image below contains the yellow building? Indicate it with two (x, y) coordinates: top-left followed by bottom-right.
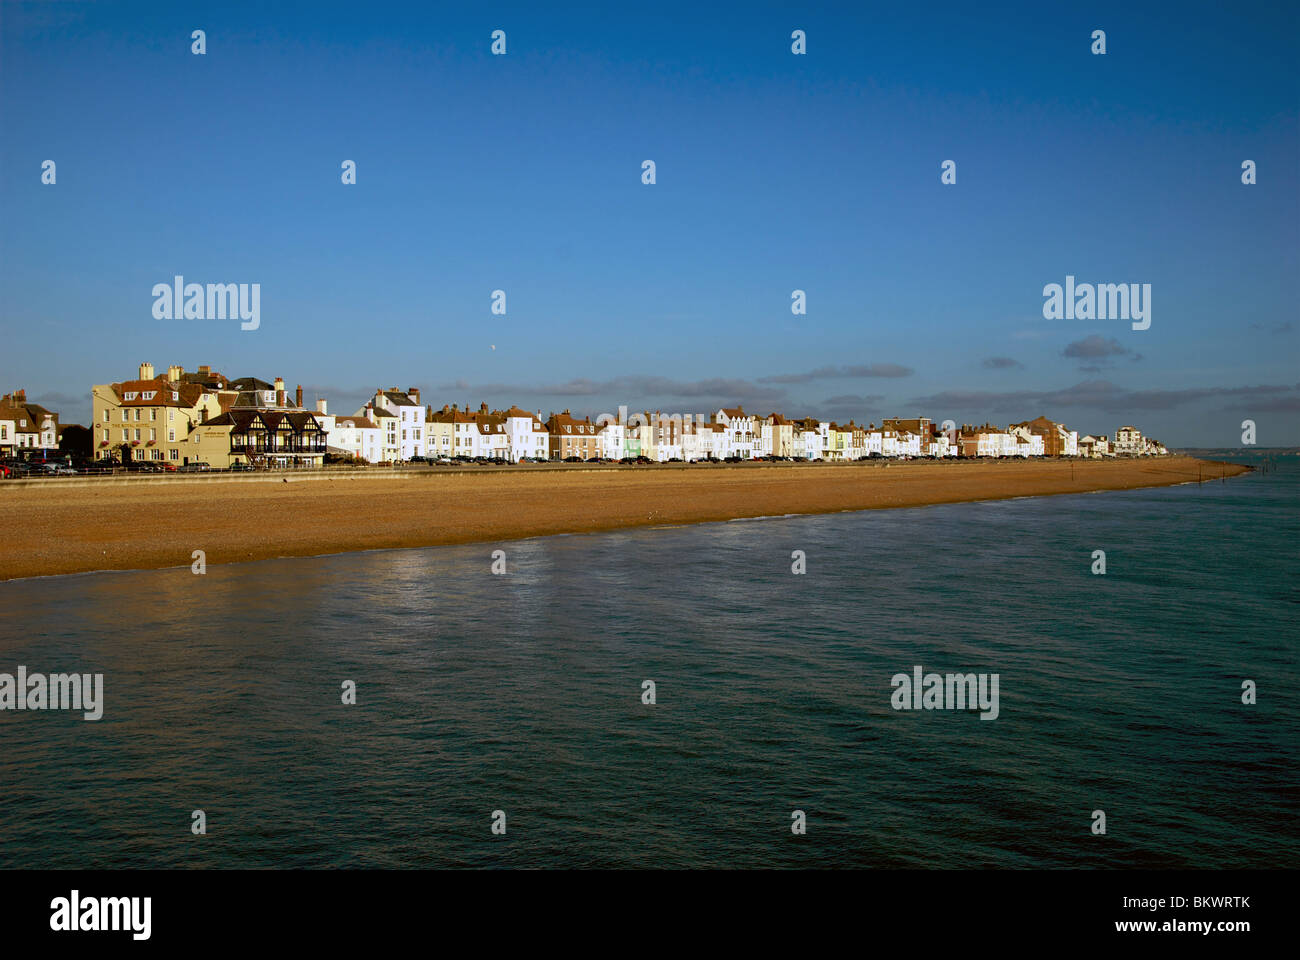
(91, 363), (231, 465)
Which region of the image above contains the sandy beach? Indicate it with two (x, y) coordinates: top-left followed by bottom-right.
(1, 457), (1249, 580)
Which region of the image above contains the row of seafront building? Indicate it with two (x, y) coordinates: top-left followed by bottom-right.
(3, 362), (1168, 467)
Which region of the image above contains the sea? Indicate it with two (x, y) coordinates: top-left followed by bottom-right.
(1, 453), (1296, 869)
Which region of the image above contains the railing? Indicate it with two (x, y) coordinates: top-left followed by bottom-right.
(230, 440), (327, 453)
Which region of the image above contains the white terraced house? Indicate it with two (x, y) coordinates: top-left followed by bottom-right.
(715, 407), (755, 459)
(329, 412), (382, 462)
(368, 387), (425, 461)
(680, 420), (707, 462)
(364, 406), (400, 461)
(793, 421), (821, 460)
(501, 406), (549, 461)
(596, 418), (625, 460)
(649, 413), (685, 461)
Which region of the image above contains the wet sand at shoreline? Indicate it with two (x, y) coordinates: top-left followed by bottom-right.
(1, 457), (1249, 580)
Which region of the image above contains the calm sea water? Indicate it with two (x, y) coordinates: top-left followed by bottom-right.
(2, 455), (1296, 869)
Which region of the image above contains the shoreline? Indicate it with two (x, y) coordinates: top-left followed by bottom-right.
(2, 457), (1251, 581)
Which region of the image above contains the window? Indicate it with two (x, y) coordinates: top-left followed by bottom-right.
(168, 429), (175, 442)
(133, 408), (140, 421)
(122, 409), (129, 422)
(102, 410), (109, 423)
(134, 429), (141, 441)
(121, 428), (129, 441)
(169, 448), (179, 461)
(150, 409), (157, 421)
(149, 429), (156, 441)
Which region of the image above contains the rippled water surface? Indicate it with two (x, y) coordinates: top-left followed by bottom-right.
(2, 455), (1296, 868)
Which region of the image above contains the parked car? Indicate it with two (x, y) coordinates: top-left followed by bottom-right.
(177, 462), (211, 473)
(229, 462), (254, 472)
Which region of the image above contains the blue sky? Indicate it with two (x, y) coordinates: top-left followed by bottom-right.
(2, 0), (1296, 445)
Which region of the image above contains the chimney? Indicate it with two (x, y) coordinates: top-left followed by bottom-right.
(316, 398), (328, 415)
(409, 387), (420, 404)
(139, 362), (154, 380)
(198, 364), (211, 376)
(201, 407), (208, 423)
(480, 402), (488, 414)
(274, 376), (285, 392)
(296, 384), (303, 407)
(167, 365), (183, 381)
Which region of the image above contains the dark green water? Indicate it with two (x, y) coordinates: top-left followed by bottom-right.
(1, 455), (1295, 868)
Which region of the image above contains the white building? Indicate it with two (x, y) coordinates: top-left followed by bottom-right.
(715, 407), (755, 459)
(1114, 425), (1143, 455)
(1008, 424), (1046, 457)
(652, 414), (685, 461)
(595, 418), (625, 460)
(798, 422), (822, 460)
(501, 406), (549, 462)
(1078, 434), (1111, 458)
(330, 412), (382, 462)
(369, 388), (426, 461)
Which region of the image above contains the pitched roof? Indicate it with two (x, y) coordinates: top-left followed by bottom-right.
(547, 411), (597, 434)
(335, 416), (379, 430)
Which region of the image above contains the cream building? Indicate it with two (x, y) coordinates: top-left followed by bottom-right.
(91, 363), (230, 464)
